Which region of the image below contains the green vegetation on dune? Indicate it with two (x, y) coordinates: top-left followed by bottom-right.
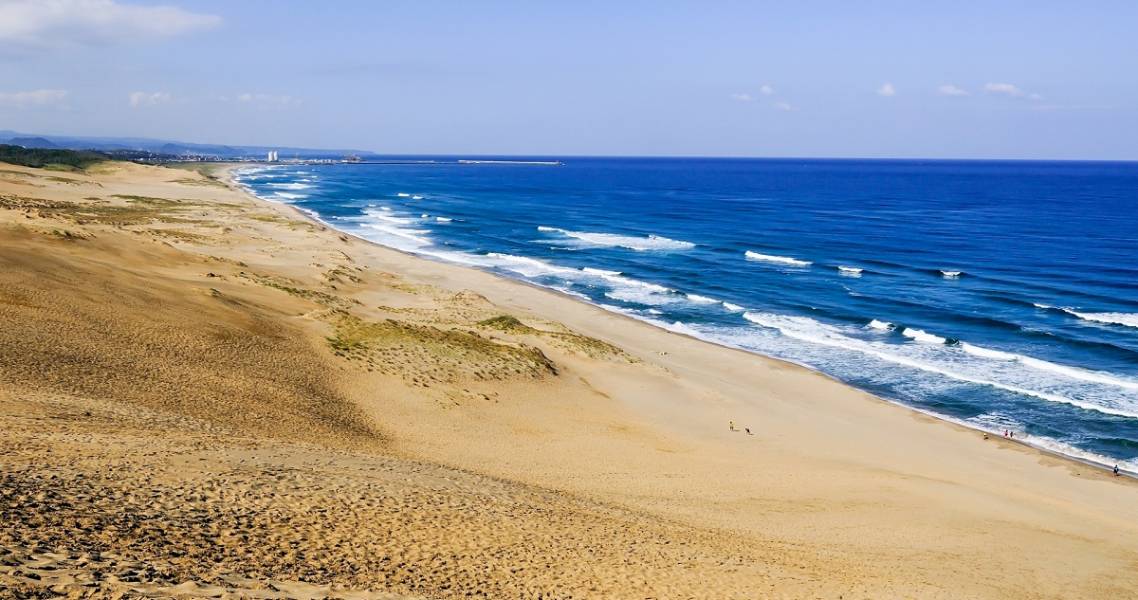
(0, 144), (111, 171)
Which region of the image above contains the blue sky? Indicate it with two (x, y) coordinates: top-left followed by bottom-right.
(1, 0), (1136, 158)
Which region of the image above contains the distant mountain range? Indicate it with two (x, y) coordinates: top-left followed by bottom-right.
(0, 130), (376, 159)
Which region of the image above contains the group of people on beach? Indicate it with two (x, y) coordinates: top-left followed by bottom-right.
(728, 421), (753, 436)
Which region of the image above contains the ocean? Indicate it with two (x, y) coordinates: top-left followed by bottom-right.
(236, 157), (1138, 469)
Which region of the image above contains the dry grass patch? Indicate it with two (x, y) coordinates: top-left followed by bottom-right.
(478, 314), (634, 361)
(329, 314), (557, 385)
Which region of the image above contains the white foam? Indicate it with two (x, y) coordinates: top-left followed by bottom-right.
(961, 343), (1138, 390)
(722, 302), (745, 312)
(901, 328), (947, 344)
(272, 192), (308, 200)
(346, 207), (434, 251)
(436, 216), (452, 222)
(266, 182), (312, 190)
(412, 195), (424, 200)
(1033, 302), (1052, 309)
(549, 285), (591, 301)
(483, 253), (579, 278)
(649, 320), (704, 337)
(744, 251), (812, 267)
(741, 311), (1138, 419)
(838, 266), (863, 277)
(686, 293), (720, 305)
(582, 267), (622, 277)
(940, 270), (963, 279)
(867, 319), (893, 331)
(396, 192), (411, 197)
(537, 226), (695, 251)
(604, 288), (682, 306)
(1063, 309), (1138, 329)
(958, 343), (1016, 360)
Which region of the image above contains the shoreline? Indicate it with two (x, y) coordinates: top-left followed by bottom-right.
(6, 158), (1138, 596)
(222, 162), (1135, 478)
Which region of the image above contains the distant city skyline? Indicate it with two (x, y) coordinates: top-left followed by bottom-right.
(1, 0), (1136, 159)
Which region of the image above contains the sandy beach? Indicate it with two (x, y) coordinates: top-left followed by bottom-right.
(2, 160), (1138, 599)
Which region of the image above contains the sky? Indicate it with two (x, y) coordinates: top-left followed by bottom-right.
(1, 0), (1136, 159)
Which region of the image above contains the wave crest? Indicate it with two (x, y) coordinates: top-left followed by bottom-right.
(538, 226), (694, 251)
(741, 311), (1138, 419)
(1063, 309), (1138, 329)
(744, 251), (812, 267)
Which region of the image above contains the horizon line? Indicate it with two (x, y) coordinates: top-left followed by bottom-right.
(5, 128), (1137, 164)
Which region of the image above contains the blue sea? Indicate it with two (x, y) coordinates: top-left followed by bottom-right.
(236, 158), (1138, 469)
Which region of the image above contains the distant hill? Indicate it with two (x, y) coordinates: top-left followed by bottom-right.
(0, 144), (110, 170)
(0, 130), (375, 159)
(7, 137), (59, 149)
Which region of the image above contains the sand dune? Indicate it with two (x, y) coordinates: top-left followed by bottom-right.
(2, 161), (1137, 598)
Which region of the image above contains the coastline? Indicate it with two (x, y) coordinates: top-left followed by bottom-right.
(224, 162), (1134, 477)
(4, 159), (1138, 597)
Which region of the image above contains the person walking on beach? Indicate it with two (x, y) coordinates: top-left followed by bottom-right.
(1115, 465), (1121, 476)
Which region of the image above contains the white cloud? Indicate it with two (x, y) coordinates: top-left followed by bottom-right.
(984, 82), (1044, 101)
(984, 82), (1024, 97)
(237, 93), (301, 107)
(937, 84), (969, 97)
(759, 84), (774, 96)
(0, 0), (220, 48)
(729, 92), (753, 102)
(128, 91), (171, 107)
(876, 82), (896, 97)
(773, 101), (796, 112)
(0, 88), (68, 108)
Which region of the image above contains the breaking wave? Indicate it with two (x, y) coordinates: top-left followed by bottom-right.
(1063, 310), (1138, 329)
(537, 226), (695, 251)
(744, 251), (812, 267)
(741, 311), (1138, 419)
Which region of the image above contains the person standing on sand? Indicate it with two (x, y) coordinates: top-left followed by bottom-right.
(1115, 465), (1121, 476)
(729, 420), (736, 431)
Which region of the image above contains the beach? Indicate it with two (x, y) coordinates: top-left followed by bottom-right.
(2, 160), (1138, 598)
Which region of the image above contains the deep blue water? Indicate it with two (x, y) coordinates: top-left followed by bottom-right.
(236, 158), (1138, 469)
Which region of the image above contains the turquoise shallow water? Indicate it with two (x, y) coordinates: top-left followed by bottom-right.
(237, 157), (1138, 469)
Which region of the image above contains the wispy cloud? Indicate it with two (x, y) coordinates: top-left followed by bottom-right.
(876, 82), (896, 97)
(759, 84), (774, 96)
(729, 92), (754, 102)
(937, 84), (969, 97)
(128, 91), (171, 107)
(984, 83), (1044, 101)
(0, 0), (220, 49)
(773, 101), (796, 112)
(236, 93), (302, 108)
(0, 88), (69, 108)
(984, 82), (1023, 96)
